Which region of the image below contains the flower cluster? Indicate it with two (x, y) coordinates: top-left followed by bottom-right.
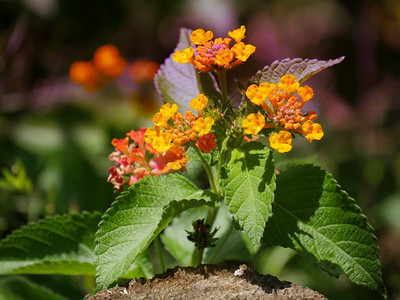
(107, 128), (173, 191)
(242, 75), (324, 153)
(144, 94), (217, 170)
(172, 26), (256, 73)
(69, 44), (127, 91)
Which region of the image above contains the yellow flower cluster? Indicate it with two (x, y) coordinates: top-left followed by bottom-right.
(173, 26), (256, 73)
(144, 95), (216, 170)
(242, 75), (324, 153)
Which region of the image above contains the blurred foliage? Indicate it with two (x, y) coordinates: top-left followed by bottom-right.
(1, 0), (400, 299)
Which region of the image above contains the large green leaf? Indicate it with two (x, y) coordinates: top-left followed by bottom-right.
(0, 211), (101, 276)
(251, 57), (344, 85)
(154, 28), (220, 112)
(263, 164), (386, 298)
(220, 142), (275, 253)
(0, 276), (66, 300)
(94, 174), (217, 290)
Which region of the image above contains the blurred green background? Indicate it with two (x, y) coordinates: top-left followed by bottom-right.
(1, 0), (400, 299)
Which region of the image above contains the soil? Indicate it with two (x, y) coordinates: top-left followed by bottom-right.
(85, 264), (327, 300)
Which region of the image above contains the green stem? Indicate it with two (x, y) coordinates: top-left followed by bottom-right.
(154, 236), (166, 273)
(192, 146), (220, 196)
(205, 220), (234, 264)
(217, 71), (228, 103)
(191, 147), (223, 266)
(217, 135), (231, 182)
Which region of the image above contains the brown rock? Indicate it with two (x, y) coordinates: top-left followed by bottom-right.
(86, 264), (327, 300)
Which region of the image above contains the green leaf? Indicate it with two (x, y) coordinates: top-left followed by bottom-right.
(251, 57), (344, 85)
(220, 142), (275, 253)
(181, 148), (210, 189)
(94, 174), (217, 290)
(263, 164), (386, 298)
(0, 276), (67, 300)
(0, 211), (101, 276)
(204, 204), (251, 263)
(120, 251), (154, 279)
(154, 28), (220, 112)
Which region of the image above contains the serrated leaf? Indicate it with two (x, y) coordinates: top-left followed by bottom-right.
(94, 174), (217, 290)
(251, 57), (344, 85)
(220, 142), (275, 253)
(120, 251), (154, 279)
(154, 28), (220, 112)
(0, 276), (67, 300)
(263, 164), (386, 298)
(0, 211), (101, 276)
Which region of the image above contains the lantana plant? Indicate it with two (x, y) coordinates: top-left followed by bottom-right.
(0, 26), (386, 298)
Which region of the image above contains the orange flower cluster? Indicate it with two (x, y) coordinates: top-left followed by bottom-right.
(107, 127), (172, 191)
(242, 75), (324, 153)
(69, 44), (127, 91)
(173, 26), (256, 73)
(144, 94), (217, 170)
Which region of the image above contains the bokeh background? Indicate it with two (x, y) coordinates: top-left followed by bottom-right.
(1, 0), (400, 299)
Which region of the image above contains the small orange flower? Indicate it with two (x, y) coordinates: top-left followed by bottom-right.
(165, 145), (188, 170)
(277, 75), (299, 94)
(302, 120), (324, 142)
(93, 44), (126, 78)
(242, 112), (266, 135)
(192, 117), (214, 136)
(189, 94), (208, 112)
(231, 42), (256, 62)
(228, 25), (246, 43)
(190, 29), (213, 45)
(111, 137), (129, 153)
(196, 132), (217, 153)
(269, 131), (292, 153)
(69, 61), (101, 90)
(173, 47), (195, 64)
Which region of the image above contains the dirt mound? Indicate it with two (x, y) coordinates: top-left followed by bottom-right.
(86, 264), (327, 300)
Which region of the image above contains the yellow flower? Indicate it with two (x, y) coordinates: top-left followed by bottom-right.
(297, 85), (314, 102)
(242, 112), (266, 135)
(277, 75), (300, 94)
(269, 131), (292, 153)
(192, 117), (214, 136)
(151, 131), (172, 152)
(259, 82), (278, 98)
(159, 103), (178, 118)
(189, 94), (208, 111)
(215, 49), (234, 68)
(302, 120), (324, 142)
(152, 112), (170, 127)
(173, 47), (194, 64)
(144, 127), (157, 143)
(190, 29), (213, 45)
(245, 84), (266, 105)
(228, 25), (246, 43)
(231, 42), (256, 62)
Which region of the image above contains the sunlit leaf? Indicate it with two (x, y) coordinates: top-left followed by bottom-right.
(94, 174), (217, 290)
(220, 142), (275, 253)
(263, 164), (386, 298)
